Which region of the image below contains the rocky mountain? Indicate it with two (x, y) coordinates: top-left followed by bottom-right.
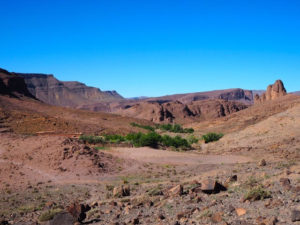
(254, 80), (287, 103)
(115, 99), (248, 123)
(143, 88), (255, 105)
(17, 72), (123, 107)
(0, 68), (35, 99)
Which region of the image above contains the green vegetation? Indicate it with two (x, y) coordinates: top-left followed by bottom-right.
(161, 135), (190, 148)
(79, 135), (104, 144)
(159, 124), (194, 133)
(187, 135), (199, 145)
(202, 132), (224, 143)
(95, 146), (111, 151)
(126, 132), (162, 148)
(244, 186), (271, 201)
(130, 122), (194, 133)
(103, 134), (125, 143)
(80, 131), (192, 149)
(39, 208), (62, 222)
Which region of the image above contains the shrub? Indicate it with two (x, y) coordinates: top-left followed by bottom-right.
(103, 134), (125, 143)
(159, 124), (194, 133)
(187, 135), (199, 144)
(202, 132), (224, 143)
(139, 132), (162, 148)
(125, 132), (143, 147)
(161, 135), (190, 148)
(183, 128), (194, 133)
(39, 208), (62, 222)
(244, 186), (271, 201)
(79, 135), (104, 144)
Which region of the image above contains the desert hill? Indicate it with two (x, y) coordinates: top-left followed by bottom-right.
(192, 80), (300, 135)
(0, 71), (152, 135)
(114, 99), (247, 123)
(143, 88), (255, 104)
(16, 71), (123, 107)
(206, 102), (300, 160)
(0, 94), (153, 135)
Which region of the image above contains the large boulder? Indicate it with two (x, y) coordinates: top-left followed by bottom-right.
(66, 203), (91, 222)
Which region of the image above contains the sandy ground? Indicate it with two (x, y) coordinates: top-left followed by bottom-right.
(109, 147), (251, 165)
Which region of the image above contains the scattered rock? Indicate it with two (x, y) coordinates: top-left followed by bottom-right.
(168, 184), (183, 196)
(291, 210), (300, 222)
(201, 179), (227, 194)
(235, 208), (247, 216)
(211, 212), (223, 223)
(67, 203), (91, 222)
(257, 216), (278, 225)
(259, 159), (267, 166)
(279, 178), (292, 191)
(113, 185), (130, 197)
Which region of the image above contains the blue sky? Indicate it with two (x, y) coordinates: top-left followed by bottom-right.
(1, 0), (300, 97)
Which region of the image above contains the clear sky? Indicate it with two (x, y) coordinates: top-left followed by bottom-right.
(1, 0), (300, 97)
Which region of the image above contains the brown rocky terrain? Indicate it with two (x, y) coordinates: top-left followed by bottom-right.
(254, 80), (287, 103)
(144, 88), (255, 104)
(77, 88), (257, 115)
(0, 78), (300, 225)
(115, 99), (247, 123)
(0, 68), (36, 98)
(17, 71), (123, 107)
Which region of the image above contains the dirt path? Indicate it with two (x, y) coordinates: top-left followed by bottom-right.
(107, 147), (252, 165)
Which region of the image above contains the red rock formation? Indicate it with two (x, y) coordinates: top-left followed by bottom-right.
(255, 80), (287, 103)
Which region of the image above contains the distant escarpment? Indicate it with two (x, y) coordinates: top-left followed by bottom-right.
(0, 68), (35, 98)
(18, 73), (123, 107)
(144, 88), (255, 105)
(114, 99), (248, 123)
(254, 80), (287, 103)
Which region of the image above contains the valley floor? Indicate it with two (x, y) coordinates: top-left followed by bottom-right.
(0, 133), (299, 225)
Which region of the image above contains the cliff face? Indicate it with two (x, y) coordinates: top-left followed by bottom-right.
(115, 99), (248, 123)
(145, 88), (255, 105)
(254, 80), (287, 103)
(18, 73), (123, 107)
(0, 68), (35, 98)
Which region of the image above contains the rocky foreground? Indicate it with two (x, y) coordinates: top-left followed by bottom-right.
(1, 140), (299, 225)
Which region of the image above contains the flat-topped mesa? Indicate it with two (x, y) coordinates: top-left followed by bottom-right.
(254, 80), (287, 103)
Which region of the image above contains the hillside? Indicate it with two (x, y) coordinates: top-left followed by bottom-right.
(16, 72), (123, 107)
(115, 99), (247, 124)
(0, 68), (35, 98)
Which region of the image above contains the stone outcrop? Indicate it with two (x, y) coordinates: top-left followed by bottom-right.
(255, 80), (287, 103)
(17, 72), (123, 107)
(0, 68), (35, 98)
(115, 99), (248, 123)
